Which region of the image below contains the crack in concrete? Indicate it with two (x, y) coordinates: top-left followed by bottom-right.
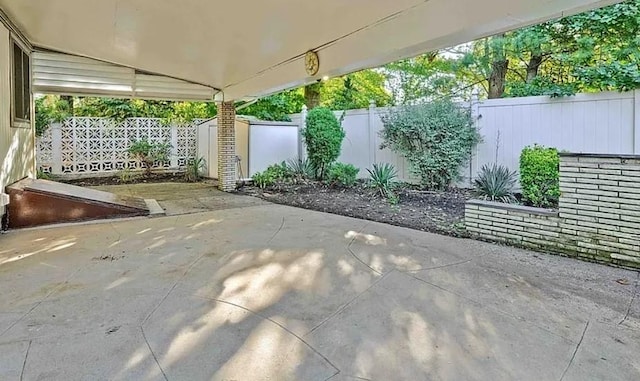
(403, 271), (578, 344)
(325, 372), (371, 381)
(0, 268), (82, 338)
(619, 272), (639, 326)
(142, 253), (207, 326)
(19, 339), (31, 381)
(346, 222), (383, 276)
(559, 320), (589, 381)
(141, 326), (168, 381)
(196, 296), (341, 376)
(108, 222), (122, 244)
(405, 258), (474, 273)
(307, 270), (393, 336)
(267, 217), (285, 244)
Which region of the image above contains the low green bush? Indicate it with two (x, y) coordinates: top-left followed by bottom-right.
(473, 164), (517, 203)
(128, 138), (171, 176)
(520, 144), (560, 208)
(252, 171), (276, 189)
(251, 162), (290, 189)
(327, 162), (359, 187)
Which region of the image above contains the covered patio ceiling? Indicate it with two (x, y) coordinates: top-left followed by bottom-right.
(0, 0), (621, 101)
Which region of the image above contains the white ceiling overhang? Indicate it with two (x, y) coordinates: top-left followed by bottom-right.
(0, 0), (621, 101)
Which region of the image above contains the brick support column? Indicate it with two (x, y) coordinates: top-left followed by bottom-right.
(217, 101), (236, 191)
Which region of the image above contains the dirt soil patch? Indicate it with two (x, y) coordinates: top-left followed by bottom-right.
(57, 172), (190, 187)
(239, 181), (472, 237)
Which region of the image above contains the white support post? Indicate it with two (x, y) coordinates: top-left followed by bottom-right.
(170, 124), (178, 168)
(634, 89), (640, 154)
(299, 105), (308, 161)
(51, 123), (62, 175)
(368, 100), (376, 167)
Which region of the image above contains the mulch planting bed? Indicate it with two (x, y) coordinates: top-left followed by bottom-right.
(57, 172), (190, 187)
(239, 181), (472, 237)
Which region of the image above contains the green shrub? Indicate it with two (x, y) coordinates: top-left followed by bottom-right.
(327, 163), (359, 187)
(251, 162), (290, 189)
(473, 164), (517, 203)
(367, 163), (398, 199)
(128, 138), (171, 176)
(520, 144), (560, 208)
(36, 169), (52, 180)
(251, 171), (275, 189)
(380, 99), (480, 190)
(302, 107), (345, 179)
(265, 162), (290, 180)
(118, 168), (137, 183)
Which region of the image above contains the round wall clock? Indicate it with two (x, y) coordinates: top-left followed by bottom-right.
(305, 51), (319, 76)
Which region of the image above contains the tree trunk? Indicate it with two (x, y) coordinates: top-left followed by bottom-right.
(526, 54), (543, 83)
(304, 83), (322, 109)
(488, 59), (508, 99)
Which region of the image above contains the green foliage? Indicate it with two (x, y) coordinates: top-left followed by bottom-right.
(383, 0), (640, 100)
(185, 157), (206, 182)
(520, 145), (561, 208)
(286, 158), (315, 180)
(380, 99), (480, 190)
(118, 168), (138, 184)
(36, 95), (216, 126)
(251, 162), (290, 189)
(367, 163), (398, 200)
(241, 90), (305, 121)
(251, 171), (276, 189)
(127, 139), (171, 175)
(36, 169), (52, 180)
(302, 107), (346, 179)
(473, 164), (517, 203)
(35, 96), (71, 136)
(322, 70), (392, 110)
(327, 163), (359, 187)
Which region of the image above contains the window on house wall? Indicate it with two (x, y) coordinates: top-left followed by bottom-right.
(11, 40), (30, 127)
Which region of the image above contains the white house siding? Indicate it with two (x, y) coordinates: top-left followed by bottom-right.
(0, 22), (35, 216)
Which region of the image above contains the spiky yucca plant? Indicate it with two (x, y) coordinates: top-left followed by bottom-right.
(473, 164), (517, 203)
(367, 163), (398, 199)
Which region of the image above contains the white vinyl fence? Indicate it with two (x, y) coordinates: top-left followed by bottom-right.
(471, 90), (640, 182)
(290, 90), (640, 186)
(37, 90), (640, 184)
(37, 118), (198, 177)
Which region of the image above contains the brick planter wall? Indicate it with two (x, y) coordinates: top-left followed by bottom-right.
(465, 153), (640, 269)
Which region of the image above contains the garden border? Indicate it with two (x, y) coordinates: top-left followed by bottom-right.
(465, 153), (640, 270)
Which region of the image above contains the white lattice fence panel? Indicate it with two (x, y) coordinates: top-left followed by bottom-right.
(176, 125), (198, 167)
(36, 117), (199, 177)
(36, 127), (53, 174)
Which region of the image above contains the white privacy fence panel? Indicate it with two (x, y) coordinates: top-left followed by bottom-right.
(472, 91), (639, 182)
(37, 118), (199, 177)
(248, 122), (299, 177)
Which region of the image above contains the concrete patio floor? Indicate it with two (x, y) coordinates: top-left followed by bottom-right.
(89, 182), (269, 216)
(0, 198), (639, 380)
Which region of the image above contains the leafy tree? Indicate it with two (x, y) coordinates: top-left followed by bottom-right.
(240, 89), (305, 121)
(380, 99), (480, 190)
(35, 95), (72, 136)
(322, 70), (391, 110)
(302, 107), (345, 179)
